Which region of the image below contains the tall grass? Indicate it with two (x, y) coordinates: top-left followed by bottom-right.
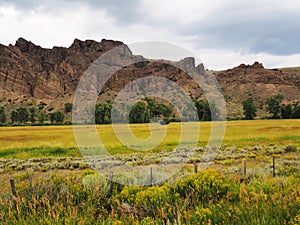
(0, 170), (299, 224)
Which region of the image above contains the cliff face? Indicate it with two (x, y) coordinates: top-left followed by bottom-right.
(0, 38), (299, 117)
(0, 38), (124, 99)
(0, 38), (206, 102)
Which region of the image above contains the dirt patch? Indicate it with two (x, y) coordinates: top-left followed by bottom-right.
(257, 126), (300, 132)
(0, 135), (37, 142)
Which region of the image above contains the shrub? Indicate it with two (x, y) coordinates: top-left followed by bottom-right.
(285, 145), (298, 153)
(172, 170), (230, 206)
(64, 102), (73, 113)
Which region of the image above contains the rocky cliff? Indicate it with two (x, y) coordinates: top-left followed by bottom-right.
(0, 38), (124, 99)
(0, 38), (299, 117)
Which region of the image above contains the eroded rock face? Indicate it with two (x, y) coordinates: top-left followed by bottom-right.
(0, 38), (300, 117)
(0, 38), (125, 99)
(0, 38), (206, 101)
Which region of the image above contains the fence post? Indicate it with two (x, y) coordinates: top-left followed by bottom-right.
(194, 163), (198, 174)
(272, 157), (276, 177)
(107, 171), (114, 197)
(243, 159), (247, 178)
(10, 178), (17, 197)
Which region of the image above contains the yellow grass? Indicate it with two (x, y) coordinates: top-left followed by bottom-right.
(0, 119), (299, 157)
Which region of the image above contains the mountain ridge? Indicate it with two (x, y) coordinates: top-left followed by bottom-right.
(0, 38), (299, 118)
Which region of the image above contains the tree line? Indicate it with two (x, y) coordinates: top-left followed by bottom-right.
(242, 94), (300, 120)
(94, 97), (221, 124)
(0, 94), (299, 125)
(0, 102), (72, 125)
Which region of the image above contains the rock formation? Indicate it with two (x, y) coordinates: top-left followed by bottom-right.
(0, 38), (299, 117)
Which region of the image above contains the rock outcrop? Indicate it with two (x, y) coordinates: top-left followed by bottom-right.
(0, 38), (124, 99)
(0, 38), (300, 117)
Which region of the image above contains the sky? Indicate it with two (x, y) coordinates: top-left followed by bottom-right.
(0, 0), (300, 70)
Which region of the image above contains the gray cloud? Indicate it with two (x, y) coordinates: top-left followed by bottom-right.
(0, 0), (141, 25)
(186, 13), (300, 55)
(0, 0), (300, 68)
(136, 1), (300, 56)
(84, 0), (141, 24)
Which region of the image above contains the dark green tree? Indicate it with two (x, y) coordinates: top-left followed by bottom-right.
(281, 104), (292, 119)
(242, 98), (257, 120)
(64, 102), (73, 113)
(50, 112), (56, 123)
(265, 94), (284, 119)
(195, 100), (207, 121)
(29, 106), (36, 123)
(95, 103), (112, 124)
(50, 111), (65, 124)
(291, 101), (300, 118)
(55, 111), (65, 124)
(11, 110), (17, 123)
(148, 102), (172, 118)
(0, 106), (6, 123)
(129, 101), (150, 123)
(38, 111), (45, 124)
(11, 107), (29, 123)
(195, 100), (220, 121)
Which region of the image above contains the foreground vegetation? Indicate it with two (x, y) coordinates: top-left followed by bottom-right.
(0, 169), (299, 224)
(0, 120), (299, 224)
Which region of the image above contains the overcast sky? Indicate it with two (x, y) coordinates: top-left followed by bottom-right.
(0, 0), (300, 70)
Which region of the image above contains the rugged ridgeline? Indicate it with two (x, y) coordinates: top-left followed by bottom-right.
(215, 62), (300, 116)
(0, 38), (300, 117)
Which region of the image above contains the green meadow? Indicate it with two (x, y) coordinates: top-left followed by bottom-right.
(0, 119), (299, 158)
(0, 120), (299, 224)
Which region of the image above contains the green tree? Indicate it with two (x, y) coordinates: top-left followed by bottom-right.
(265, 94), (284, 119)
(64, 102), (73, 113)
(0, 106), (6, 123)
(38, 111), (45, 124)
(50, 112), (57, 123)
(29, 106), (36, 123)
(95, 103), (112, 124)
(129, 101), (150, 123)
(195, 100), (220, 121)
(11, 107), (29, 123)
(291, 101), (300, 118)
(55, 111), (65, 124)
(195, 100), (207, 121)
(281, 104), (292, 119)
(242, 98), (257, 120)
(50, 111), (65, 124)
(148, 102), (172, 118)
(11, 110), (17, 123)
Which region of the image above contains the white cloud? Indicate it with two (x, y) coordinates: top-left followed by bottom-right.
(0, 0), (299, 69)
(198, 48), (300, 70)
(0, 4), (115, 48)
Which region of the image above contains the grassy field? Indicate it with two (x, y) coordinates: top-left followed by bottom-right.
(0, 119), (299, 158)
(0, 120), (299, 224)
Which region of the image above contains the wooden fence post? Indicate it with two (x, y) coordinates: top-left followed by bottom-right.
(107, 171), (114, 197)
(10, 178), (17, 197)
(272, 157), (276, 177)
(194, 163), (198, 174)
(243, 159), (247, 178)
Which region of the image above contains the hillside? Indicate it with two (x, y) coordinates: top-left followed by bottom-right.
(0, 38), (299, 118)
(215, 63), (300, 117)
